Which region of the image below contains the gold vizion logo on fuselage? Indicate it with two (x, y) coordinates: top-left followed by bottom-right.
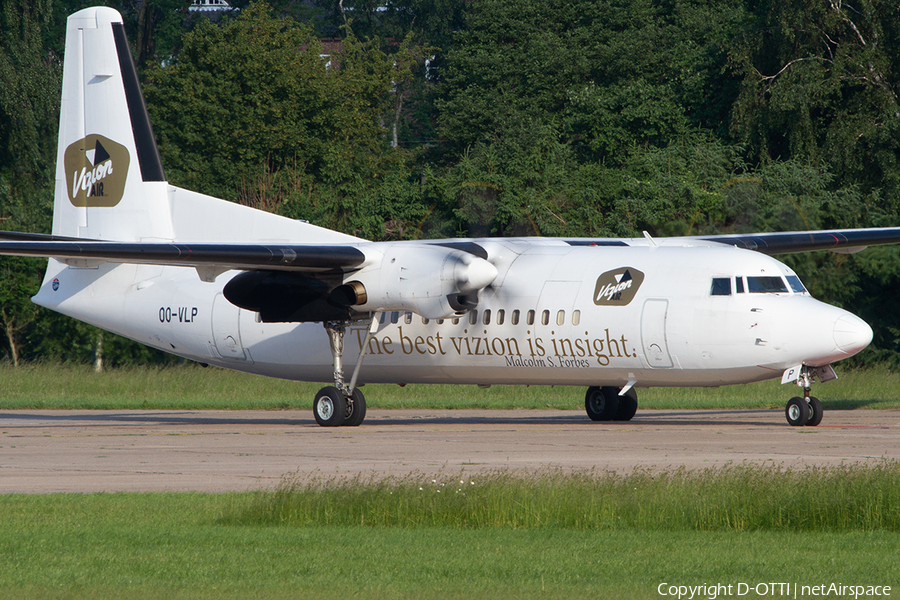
(64, 134), (129, 207)
(593, 267), (644, 306)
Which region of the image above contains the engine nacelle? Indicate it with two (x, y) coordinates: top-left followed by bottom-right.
(338, 244), (498, 319)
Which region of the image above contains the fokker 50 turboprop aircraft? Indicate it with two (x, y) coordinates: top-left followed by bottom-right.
(2, 7), (900, 427)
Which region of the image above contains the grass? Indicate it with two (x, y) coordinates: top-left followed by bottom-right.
(2, 365), (898, 597)
(1, 362), (899, 410)
(227, 463), (900, 532)
(1, 466), (899, 599)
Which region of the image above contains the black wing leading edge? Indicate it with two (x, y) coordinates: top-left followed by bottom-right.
(699, 227), (900, 255)
(0, 233), (366, 273)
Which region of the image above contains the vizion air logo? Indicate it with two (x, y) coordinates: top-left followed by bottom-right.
(64, 134), (130, 207)
(592, 267), (645, 306)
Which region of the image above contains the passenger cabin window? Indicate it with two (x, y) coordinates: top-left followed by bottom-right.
(526, 310), (535, 326)
(511, 310), (520, 325)
(497, 310), (505, 325)
(735, 277), (745, 293)
(711, 277), (732, 296)
(572, 310), (581, 326)
(747, 276), (788, 294)
(541, 310), (550, 326)
(482, 309), (491, 325)
(391, 312), (399, 324)
(469, 310), (478, 325)
(556, 310), (565, 326)
(452, 318), (460, 325)
(786, 275), (807, 294)
(405, 312), (413, 324)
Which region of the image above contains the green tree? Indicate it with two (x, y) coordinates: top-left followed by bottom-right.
(144, 3), (393, 199)
(314, 0), (465, 51)
(317, 0), (464, 150)
(430, 0), (754, 242)
(0, 0), (61, 185)
(731, 0), (900, 198)
(436, 0), (747, 163)
(129, 0), (195, 69)
(0, 258), (41, 367)
(143, 1), (436, 241)
(0, 0), (59, 366)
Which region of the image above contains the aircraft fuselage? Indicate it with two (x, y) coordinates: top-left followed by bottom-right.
(34, 240), (870, 391)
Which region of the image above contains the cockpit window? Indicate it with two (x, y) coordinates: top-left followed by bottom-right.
(711, 277), (732, 296)
(747, 276), (788, 293)
(786, 275), (807, 294)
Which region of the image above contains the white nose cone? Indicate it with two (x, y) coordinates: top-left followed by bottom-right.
(833, 314), (873, 356)
(456, 257), (498, 293)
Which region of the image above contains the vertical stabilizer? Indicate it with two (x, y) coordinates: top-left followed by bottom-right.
(54, 7), (172, 241)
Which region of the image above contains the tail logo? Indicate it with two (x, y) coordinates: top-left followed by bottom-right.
(64, 134), (130, 207)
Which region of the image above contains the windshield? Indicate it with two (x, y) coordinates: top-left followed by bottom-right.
(786, 275), (807, 293)
(710, 277), (731, 296)
(747, 276), (788, 293)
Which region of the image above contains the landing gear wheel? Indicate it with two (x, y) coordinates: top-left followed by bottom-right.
(785, 396), (810, 427)
(314, 386), (347, 427)
(805, 396), (823, 427)
(585, 386), (620, 421)
(613, 388), (638, 421)
(343, 387), (367, 427)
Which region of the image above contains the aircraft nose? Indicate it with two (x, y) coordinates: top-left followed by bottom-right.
(833, 313), (873, 356)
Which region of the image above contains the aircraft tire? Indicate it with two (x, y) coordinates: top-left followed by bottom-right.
(613, 388), (638, 421)
(585, 386), (619, 421)
(314, 386), (347, 427)
(805, 396), (823, 427)
(785, 396), (810, 426)
(344, 388), (367, 427)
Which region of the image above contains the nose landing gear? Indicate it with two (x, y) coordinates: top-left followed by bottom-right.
(784, 366), (825, 427)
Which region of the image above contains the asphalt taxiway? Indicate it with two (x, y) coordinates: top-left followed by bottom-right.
(1, 408), (898, 493)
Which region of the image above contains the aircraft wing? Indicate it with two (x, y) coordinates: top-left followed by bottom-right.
(0, 230), (84, 242)
(5, 226), (900, 272)
(0, 231), (365, 273)
(697, 227), (900, 255)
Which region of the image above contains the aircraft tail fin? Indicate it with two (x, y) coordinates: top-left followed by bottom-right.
(53, 7), (171, 241)
(52, 7), (359, 247)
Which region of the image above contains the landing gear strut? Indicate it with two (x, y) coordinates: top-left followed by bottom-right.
(585, 386), (638, 421)
(313, 318), (375, 427)
(784, 366), (824, 427)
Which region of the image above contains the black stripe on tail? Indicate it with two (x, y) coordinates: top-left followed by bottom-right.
(111, 22), (166, 182)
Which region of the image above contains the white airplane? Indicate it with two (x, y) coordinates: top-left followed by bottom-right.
(2, 7), (899, 427)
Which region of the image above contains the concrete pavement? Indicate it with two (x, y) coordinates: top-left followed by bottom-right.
(1, 408), (898, 493)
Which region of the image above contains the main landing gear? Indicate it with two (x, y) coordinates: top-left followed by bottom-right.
(784, 366), (824, 427)
(313, 318), (376, 427)
(585, 386), (638, 421)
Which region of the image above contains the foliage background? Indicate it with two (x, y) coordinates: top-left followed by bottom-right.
(1, 0), (899, 367)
